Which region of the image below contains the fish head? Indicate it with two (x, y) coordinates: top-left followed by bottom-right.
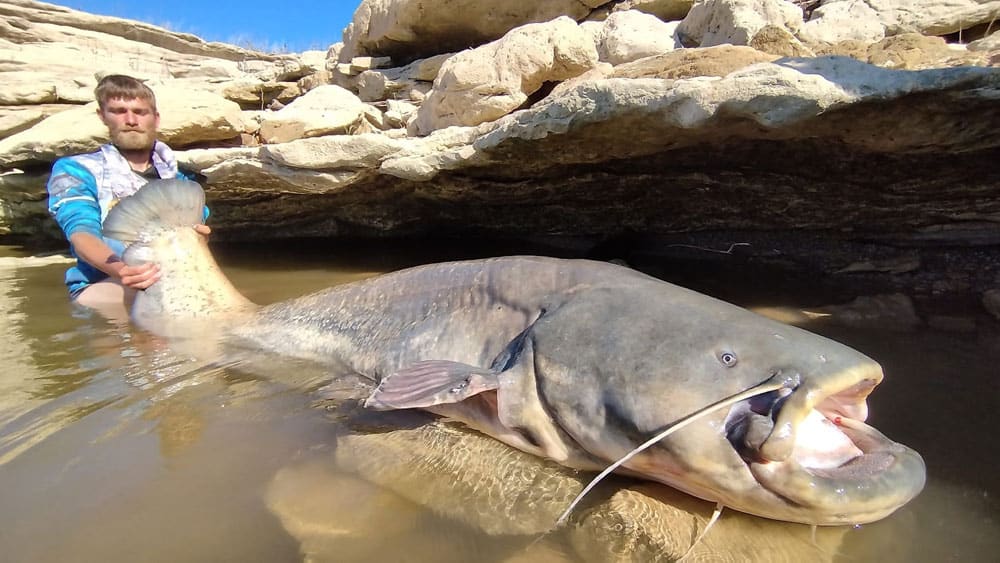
(524, 286), (925, 525)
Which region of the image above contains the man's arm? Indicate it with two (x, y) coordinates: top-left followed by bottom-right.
(47, 158), (160, 290)
(67, 231), (161, 289)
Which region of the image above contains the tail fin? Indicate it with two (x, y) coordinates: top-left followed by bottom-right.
(104, 179), (205, 244)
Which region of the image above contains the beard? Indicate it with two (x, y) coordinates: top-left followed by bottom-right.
(111, 129), (157, 151)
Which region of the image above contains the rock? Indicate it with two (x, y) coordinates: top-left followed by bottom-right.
(0, 88), (243, 168)
(222, 81), (302, 109)
(814, 32), (993, 68)
(298, 50), (330, 75)
(349, 56), (393, 73)
(356, 70), (427, 102)
(749, 24), (816, 57)
(155, 87), (246, 147)
(572, 484), (846, 562)
(835, 254), (921, 275)
(0, 104), (108, 169)
(0, 71), (97, 105)
(865, 0), (1000, 37)
(867, 33), (984, 69)
(0, 0), (273, 62)
(968, 31), (1000, 52)
(176, 147), (262, 173)
(180, 148), (364, 195)
(340, 0), (606, 62)
(677, 0), (803, 48)
(597, 10), (682, 65)
(263, 134), (407, 169)
(0, 109), (43, 140)
(268, 419), (847, 562)
(609, 0), (696, 21)
(611, 45), (777, 79)
(257, 85), (368, 144)
(297, 71), (332, 93)
(411, 17), (599, 135)
(126, 55), (998, 244)
(549, 62), (615, 98)
(0, 169), (52, 238)
(325, 42), (344, 71)
(354, 53), (452, 102)
(799, 0), (886, 45)
(982, 289), (1000, 320)
(811, 293), (923, 331)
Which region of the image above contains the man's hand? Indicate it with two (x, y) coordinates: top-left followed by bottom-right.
(117, 262), (161, 290)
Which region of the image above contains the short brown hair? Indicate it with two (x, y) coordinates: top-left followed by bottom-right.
(94, 74), (157, 111)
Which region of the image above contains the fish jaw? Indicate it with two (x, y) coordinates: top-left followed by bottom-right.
(716, 361), (926, 525)
(746, 414), (926, 524)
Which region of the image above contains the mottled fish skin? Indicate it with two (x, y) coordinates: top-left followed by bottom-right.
(106, 180), (926, 526)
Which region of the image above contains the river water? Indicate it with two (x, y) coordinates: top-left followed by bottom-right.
(0, 240), (996, 563)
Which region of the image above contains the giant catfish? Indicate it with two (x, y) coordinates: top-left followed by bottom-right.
(103, 179), (925, 525)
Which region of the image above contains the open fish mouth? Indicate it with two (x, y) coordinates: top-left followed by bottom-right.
(724, 378), (926, 524)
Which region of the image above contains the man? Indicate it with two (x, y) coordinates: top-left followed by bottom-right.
(47, 74), (209, 314)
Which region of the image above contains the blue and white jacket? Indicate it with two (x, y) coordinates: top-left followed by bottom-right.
(47, 141), (199, 297)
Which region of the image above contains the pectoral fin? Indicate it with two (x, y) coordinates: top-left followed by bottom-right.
(364, 360), (499, 411)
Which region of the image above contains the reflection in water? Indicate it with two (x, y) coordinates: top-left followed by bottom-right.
(0, 244), (997, 563)
(266, 416), (847, 562)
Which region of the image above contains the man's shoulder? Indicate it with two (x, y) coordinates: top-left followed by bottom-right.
(53, 146), (108, 170)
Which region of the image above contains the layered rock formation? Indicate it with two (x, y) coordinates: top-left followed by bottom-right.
(1, 0), (999, 315)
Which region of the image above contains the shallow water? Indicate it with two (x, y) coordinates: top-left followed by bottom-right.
(0, 241), (996, 563)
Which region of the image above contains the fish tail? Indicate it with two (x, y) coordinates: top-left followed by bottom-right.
(103, 179), (205, 244)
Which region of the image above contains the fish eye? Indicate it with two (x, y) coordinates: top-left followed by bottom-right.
(718, 352), (738, 367)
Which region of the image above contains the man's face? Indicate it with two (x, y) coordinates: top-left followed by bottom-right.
(98, 97), (160, 152)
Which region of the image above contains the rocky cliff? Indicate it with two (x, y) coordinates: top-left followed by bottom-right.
(1, 0), (999, 315)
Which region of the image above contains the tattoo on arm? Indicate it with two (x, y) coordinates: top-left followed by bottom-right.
(106, 254), (123, 265)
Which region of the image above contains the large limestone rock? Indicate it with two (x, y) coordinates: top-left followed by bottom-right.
(969, 31), (1000, 52)
(677, 0), (803, 48)
(596, 10), (683, 65)
(0, 71), (93, 105)
(156, 87), (246, 146)
(0, 105), (109, 169)
(800, 0), (887, 45)
(865, 0), (1000, 36)
(0, 0), (317, 117)
(147, 56), (998, 251)
(263, 134), (407, 169)
(0, 105), (76, 138)
(222, 81), (303, 110)
(866, 33), (976, 69)
(611, 44), (778, 79)
(0, 107), (47, 139)
(353, 53), (452, 102)
(0, 89), (243, 167)
(411, 17), (599, 135)
(340, 0), (607, 62)
(0, 0), (273, 62)
(257, 85), (368, 144)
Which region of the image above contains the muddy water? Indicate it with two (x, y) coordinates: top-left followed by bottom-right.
(0, 241), (996, 563)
